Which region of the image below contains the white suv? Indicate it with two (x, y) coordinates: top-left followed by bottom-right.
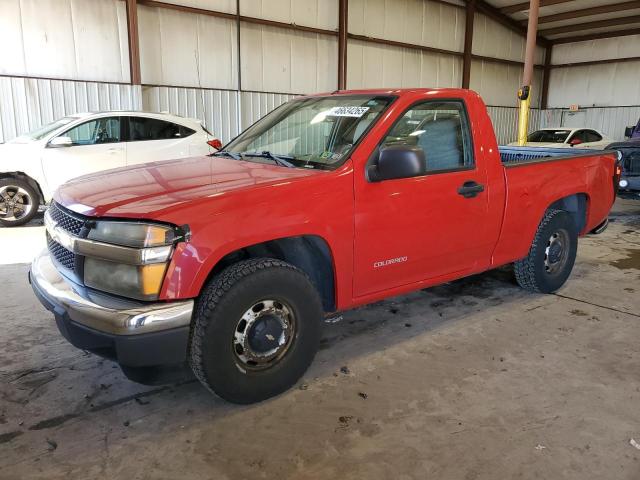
(0, 111), (216, 226)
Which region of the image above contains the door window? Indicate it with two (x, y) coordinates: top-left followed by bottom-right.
(128, 117), (194, 141)
(569, 130), (588, 143)
(381, 101), (473, 172)
(63, 117), (121, 145)
(584, 130), (602, 142)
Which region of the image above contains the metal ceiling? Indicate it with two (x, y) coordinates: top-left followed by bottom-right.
(485, 0), (640, 43)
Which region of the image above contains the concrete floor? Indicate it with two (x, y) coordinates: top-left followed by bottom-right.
(1, 197), (639, 480)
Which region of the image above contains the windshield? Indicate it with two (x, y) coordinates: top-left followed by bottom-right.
(527, 130), (571, 143)
(224, 95), (394, 169)
(10, 117), (77, 143)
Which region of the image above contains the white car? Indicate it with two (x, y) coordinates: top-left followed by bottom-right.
(0, 111), (217, 226)
(508, 128), (612, 149)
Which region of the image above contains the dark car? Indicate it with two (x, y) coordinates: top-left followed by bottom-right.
(606, 139), (640, 192)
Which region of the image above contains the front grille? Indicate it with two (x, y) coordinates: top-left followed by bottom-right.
(48, 202), (85, 236)
(621, 148), (640, 175)
(47, 232), (76, 270)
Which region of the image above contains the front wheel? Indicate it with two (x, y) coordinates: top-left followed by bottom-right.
(0, 178), (40, 227)
(514, 209), (578, 293)
(189, 258), (323, 404)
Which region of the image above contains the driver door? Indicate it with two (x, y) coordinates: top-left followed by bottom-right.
(41, 116), (125, 192)
(353, 100), (491, 297)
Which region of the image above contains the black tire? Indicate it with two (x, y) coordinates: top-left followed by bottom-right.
(514, 209), (578, 293)
(0, 178), (40, 227)
(189, 258), (323, 404)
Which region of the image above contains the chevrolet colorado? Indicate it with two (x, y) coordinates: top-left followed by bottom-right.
(30, 88), (620, 404)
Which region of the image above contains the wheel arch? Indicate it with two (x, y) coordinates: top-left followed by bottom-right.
(201, 235), (337, 313)
(0, 171), (45, 205)
(547, 192), (589, 234)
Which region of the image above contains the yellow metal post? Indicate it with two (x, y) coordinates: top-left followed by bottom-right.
(517, 0), (540, 146)
(517, 91), (531, 146)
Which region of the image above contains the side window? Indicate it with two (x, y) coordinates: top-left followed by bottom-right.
(570, 130), (588, 143)
(584, 130), (602, 142)
(63, 117), (121, 146)
(381, 101), (473, 172)
(128, 117), (190, 141)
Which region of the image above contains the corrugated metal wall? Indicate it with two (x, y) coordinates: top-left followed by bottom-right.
(0, 0), (130, 84)
(539, 107), (640, 141)
(142, 86), (296, 143)
(548, 35), (640, 108)
(348, 0), (465, 52)
(0, 77), (142, 143)
(138, 5), (238, 90)
(486, 106), (542, 145)
(347, 40), (463, 89)
(470, 12), (544, 108)
(470, 61), (543, 108)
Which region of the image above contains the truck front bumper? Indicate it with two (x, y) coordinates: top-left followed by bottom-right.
(30, 249), (194, 368)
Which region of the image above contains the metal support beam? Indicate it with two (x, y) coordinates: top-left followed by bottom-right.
(517, 0), (540, 146)
(534, 1), (640, 24)
(540, 44), (552, 109)
(125, 0), (141, 85)
(501, 0), (573, 15)
(462, 0), (476, 89)
(338, 0), (348, 90)
(540, 15), (640, 36)
(474, 0), (548, 46)
(551, 27), (640, 44)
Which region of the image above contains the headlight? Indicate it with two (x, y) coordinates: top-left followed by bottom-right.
(620, 179), (629, 188)
(82, 221), (186, 301)
(88, 221), (176, 248)
(84, 258), (168, 301)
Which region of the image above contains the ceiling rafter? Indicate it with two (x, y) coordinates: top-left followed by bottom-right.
(500, 0), (575, 15)
(550, 26), (640, 43)
(540, 14), (640, 35)
(523, 1), (640, 25)
(469, 0), (549, 46)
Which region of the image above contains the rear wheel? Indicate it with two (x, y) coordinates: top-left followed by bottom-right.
(189, 258), (323, 404)
(514, 209), (578, 293)
(0, 178), (40, 227)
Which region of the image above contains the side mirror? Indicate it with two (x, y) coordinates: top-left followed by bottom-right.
(207, 138), (223, 150)
(625, 126), (634, 138)
(368, 145), (427, 182)
(48, 136), (73, 148)
(569, 138), (583, 146)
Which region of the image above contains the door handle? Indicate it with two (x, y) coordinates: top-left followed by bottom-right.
(457, 181), (484, 198)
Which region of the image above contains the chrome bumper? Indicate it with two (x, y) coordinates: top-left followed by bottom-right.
(30, 249), (194, 335)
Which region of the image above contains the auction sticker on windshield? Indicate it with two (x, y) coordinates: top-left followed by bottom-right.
(328, 106), (370, 117)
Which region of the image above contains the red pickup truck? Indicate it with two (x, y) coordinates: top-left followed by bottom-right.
(31, 88), (620, 404)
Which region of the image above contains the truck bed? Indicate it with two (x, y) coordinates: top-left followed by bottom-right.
(499, 146), (606, 165)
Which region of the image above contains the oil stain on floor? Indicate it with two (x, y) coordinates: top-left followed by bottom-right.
(610, 248), (640, 270)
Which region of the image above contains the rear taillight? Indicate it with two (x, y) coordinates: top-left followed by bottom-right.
(207, 139), (223, 150)
(613, 154), (623, 197)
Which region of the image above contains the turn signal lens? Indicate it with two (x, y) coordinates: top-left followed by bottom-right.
(140, 263), (169, 296)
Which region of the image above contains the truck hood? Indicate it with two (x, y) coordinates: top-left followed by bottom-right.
(55, 155), (325, 218)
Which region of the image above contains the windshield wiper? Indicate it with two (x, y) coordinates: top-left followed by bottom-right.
(212, 150), (242, 160)
(241, 151), (296, 168)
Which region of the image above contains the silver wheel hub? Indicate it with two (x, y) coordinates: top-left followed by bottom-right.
(233, 300), (295, 370)
(0, 185), (34, 222)
(544, 230), (569, 275)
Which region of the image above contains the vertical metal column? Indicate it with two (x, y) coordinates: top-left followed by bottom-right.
(126, 0), (141, 85)
(517, 0), (540, 145)
(338, 0), (348, 90)
(462, 0), (475, 89)
(540, 44), (552, 110)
